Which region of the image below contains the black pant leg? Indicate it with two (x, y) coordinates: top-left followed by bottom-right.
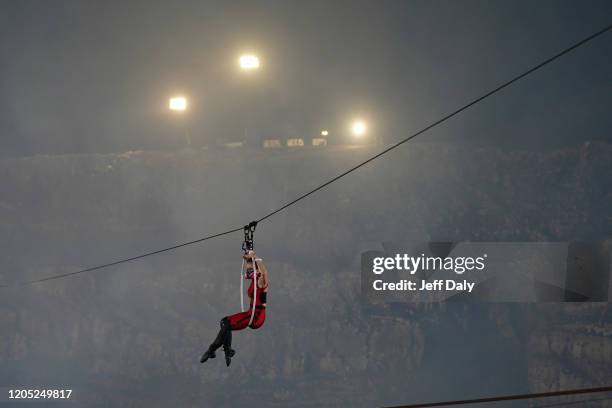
(209, 318), (230, 352)
(223, 325), (232, 351)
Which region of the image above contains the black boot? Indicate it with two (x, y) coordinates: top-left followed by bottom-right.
(200, 348), (216, 363)
(224, 347), (235, 366)
(223, 323), (235, 367)
(201, 318), (230, 364)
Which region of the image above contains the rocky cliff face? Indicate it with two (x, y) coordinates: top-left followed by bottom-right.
(527, 304), (611, 407)
(0, 143), (610, 407)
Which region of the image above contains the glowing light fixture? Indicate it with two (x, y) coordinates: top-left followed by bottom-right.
(351, 120), (367, 137)
(169, 96), (188, 111)
(239, 54), (260, 70)
(321, 130), (329, 136)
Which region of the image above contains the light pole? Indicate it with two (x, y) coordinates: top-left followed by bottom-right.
(351, 120), (367, 139)
(169, 96), (187, 112)
(169, 96), (191, 148)
(238, 53), (260, 145)
(239, 54), (260, 70)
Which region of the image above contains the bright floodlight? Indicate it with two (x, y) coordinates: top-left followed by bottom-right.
(169, 96), (188, 111)
(321, 130), (329, 136)
(351, 120), (367, 137)
(239, 54), (260, 70)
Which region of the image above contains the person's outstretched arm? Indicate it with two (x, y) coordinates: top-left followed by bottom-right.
(255, 256), (269, 289)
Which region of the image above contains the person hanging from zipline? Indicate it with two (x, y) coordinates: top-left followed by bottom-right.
(200, 222), (269, 367)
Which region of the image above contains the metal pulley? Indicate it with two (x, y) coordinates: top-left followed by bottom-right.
(241, 221), (258, 253)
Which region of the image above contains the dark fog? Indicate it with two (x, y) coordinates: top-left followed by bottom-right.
(1, 1), (611, 408)
(1, 0), (611, 157)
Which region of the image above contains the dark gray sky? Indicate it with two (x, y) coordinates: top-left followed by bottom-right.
(1, 0), (610, 156)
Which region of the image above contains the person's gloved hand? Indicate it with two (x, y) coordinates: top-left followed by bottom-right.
(243, 250), (256, 261)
